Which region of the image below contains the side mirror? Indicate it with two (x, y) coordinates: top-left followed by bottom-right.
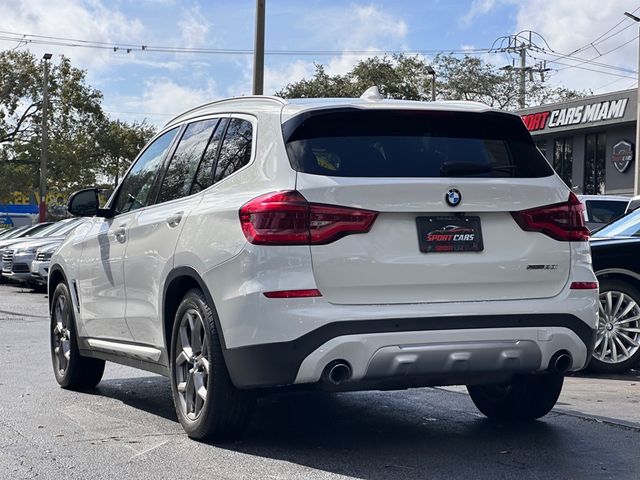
(67, 188), (108, 217)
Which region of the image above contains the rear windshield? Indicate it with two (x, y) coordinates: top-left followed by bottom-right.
(282, 108), (553, 178)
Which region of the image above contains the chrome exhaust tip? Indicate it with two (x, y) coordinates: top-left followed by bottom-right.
(549, 351), (572, 374)
(322, 360), (352, 385)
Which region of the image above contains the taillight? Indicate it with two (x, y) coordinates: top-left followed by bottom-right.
(511, 192), (589, 242)
(239, 191), (378, 245)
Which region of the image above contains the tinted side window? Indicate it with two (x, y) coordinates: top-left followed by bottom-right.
(192, 118), (228, 194)
(115, 128), (178, 214)
(214, 118), (253, 183)
(157, 120), (218, 204)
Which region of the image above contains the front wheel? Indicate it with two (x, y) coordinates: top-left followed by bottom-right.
(589, 278), (640, 373)
(50, 282), (105, 389)
(467, 373), (564, 422)
(169, 289), (254, 441)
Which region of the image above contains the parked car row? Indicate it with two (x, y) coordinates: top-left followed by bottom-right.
(0, 218), (83, 289)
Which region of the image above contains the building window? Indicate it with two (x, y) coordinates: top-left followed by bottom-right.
(535, 140), (547, 159)
(584, 133), (607, 195)
(553, 137), (573, 188)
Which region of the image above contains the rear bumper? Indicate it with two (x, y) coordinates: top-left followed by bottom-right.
(224, 313), (596, 388)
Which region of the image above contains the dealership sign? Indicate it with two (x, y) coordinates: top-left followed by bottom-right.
(521, 98), (629, 132)
(612, 140), (634, 173)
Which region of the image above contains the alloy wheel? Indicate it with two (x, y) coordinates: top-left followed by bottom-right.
(52, 294), (71, 374)
(595, 290), (640, 364)
(175, 308), (209, 420)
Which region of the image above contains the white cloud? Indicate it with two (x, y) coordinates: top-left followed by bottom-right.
(513, 0), (640, 92)
(0, 0), (145, 71)
(460, 0), (503, 27)
(115, 78), (218, 127)
(238, 3), (410, 96)
(178, 6), (211, 49)
(264, 60), (316, 96)
(459, 0), (639, 94)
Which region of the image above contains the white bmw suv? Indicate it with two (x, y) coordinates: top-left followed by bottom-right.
(50, 93), (598, 440)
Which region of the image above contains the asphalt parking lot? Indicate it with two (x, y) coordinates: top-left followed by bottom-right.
(1, 283), (639, 480)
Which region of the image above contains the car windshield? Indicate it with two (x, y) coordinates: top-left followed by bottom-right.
(53, 219), (82, 236)
(0, 227), (19, 239)
(3, 225), (33, 239)
(31, 220), (74, 238)
(592, 208), (640, 238)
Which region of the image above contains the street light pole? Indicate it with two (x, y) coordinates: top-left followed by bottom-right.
(39, 53), (52, 223)
(253, 0), (265, 95)
(625, 12), (640, 195)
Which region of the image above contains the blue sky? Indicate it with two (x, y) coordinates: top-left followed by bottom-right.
(1, 0), (639, 126)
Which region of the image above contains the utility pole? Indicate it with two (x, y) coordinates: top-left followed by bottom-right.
(39, 53), (52, 223)
(253, 0), (265, 95)
(519, 46), (527, 109)
(625, 11), (640, 195)
(498, 32), (549, 109)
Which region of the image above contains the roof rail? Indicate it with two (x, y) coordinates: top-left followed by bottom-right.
(164, 95), (288, 126)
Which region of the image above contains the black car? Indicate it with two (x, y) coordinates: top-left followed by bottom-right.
(590, 210), (640, 373)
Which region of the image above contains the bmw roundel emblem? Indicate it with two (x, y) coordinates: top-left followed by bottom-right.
(445, 188), (462, 207)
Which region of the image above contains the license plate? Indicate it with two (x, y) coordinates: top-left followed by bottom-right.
(416, 216), (484, 253)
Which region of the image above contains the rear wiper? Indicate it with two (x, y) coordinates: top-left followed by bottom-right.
(440, 161), (492, 176)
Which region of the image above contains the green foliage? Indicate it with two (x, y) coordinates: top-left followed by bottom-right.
(0, 50), (156, 203)
(432, 54), (585, 109)
(97, 119), (156, 189)
(276, 53), (586, 109)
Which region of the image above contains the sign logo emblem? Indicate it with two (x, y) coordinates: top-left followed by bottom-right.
(612, 140), (634, 173)
(445, 188), (461, 207)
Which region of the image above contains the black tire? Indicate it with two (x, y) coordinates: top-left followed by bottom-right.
(589, 278), (640, 374)
(467, 373), (564, 422)
(169, 288), (254, 441)
(50, 282), (105, 389)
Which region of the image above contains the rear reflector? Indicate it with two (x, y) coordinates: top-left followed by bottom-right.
(511, 192), (590, 242)
(570, 281), (599, 290)
(263, 289), (322, 298)
(240, 190), (378, 245)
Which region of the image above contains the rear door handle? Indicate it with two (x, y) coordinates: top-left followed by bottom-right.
(167, 212), (184, 228)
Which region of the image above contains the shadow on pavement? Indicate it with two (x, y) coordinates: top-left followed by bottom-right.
(82, 376), (634, 479)
(89, 376), (178, 422)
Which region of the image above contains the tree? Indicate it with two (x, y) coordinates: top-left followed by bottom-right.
(97, 119), (156, 189)
(276, 53), (585, 109)
(431, 54), (584, 109)
(0, 50), (156, 204)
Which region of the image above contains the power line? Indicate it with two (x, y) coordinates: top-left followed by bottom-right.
(591, 76), (634, 92)
(538, 57), (636, 79)
(0, 29), (492, 56)
(561, 5), (640, 58)
(547, 35), (639, 74)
